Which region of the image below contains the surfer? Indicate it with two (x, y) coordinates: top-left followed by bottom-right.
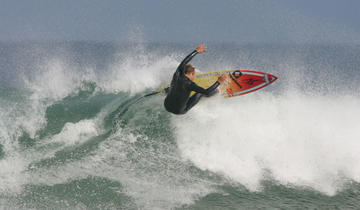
(164, 44), (226, 114)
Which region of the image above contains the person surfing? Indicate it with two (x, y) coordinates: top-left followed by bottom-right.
(164, 44), (226, 114)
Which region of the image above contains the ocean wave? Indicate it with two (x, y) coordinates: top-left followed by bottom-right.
(1, 42), (360, 208)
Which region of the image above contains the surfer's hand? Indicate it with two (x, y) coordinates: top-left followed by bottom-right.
(217, 74), (226, 83)
(196, 44), (207, 53)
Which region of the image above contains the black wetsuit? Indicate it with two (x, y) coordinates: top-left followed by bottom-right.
(164, 50), (220, 114)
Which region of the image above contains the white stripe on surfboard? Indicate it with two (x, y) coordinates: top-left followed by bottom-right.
(241, 72), (264, 77)
(229, 82), (268, 96)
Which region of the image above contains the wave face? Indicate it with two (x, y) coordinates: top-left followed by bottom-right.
(1, 42), (360, 209)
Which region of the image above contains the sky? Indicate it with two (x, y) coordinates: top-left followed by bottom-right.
(1, 0), (360, 44)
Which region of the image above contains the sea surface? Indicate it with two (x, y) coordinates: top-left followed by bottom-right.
(1, 41), (360, 209)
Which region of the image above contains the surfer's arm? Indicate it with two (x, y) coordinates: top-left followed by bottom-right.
(175, 44), (207, 75)
(175, 50), (198, 74)
(190, 81), (220, 96)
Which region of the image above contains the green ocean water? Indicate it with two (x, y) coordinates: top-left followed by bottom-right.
(1, 42), (360, 209)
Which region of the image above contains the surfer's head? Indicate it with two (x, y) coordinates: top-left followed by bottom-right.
(184, 64), (195, 81)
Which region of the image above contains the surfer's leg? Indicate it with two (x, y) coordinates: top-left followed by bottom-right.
(184, 93), (203, 112)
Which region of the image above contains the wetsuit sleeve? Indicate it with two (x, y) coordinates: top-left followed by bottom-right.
(175, 50), (198, 75)
(189, 81), (220, 96)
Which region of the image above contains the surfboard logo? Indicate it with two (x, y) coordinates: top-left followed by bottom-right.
(243, 78), (262, 85)
(232, 70), (242, 79)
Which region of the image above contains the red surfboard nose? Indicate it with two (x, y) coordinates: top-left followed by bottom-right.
(268, 74), (278, 82)
(272, 75), (278, 81)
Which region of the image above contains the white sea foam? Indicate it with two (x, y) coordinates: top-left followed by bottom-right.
(0, 95), (44, 194)
(22, 58), (97, 101)
(173, 91), (360, 195)
(0, 155), (27, 194)
(101, 49), (177, 94)
(51, 119), (100, 146)
(25, 126), (213, 210)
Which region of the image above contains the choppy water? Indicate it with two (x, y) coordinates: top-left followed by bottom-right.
(1, 42), (360, 209)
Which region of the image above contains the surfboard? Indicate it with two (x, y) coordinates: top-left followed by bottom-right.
(159, 70), (277, 98)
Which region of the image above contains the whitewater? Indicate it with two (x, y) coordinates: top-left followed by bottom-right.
(1, 42), (360, 209)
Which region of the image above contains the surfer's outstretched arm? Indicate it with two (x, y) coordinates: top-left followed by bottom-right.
(175, 50), (198, 75)
(175, 44), (207, 75)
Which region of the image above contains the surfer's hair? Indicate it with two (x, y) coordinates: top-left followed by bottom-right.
(184, 64), (195, 74)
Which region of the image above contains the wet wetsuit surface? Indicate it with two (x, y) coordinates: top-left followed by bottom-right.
(164, 50), (220, 114)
